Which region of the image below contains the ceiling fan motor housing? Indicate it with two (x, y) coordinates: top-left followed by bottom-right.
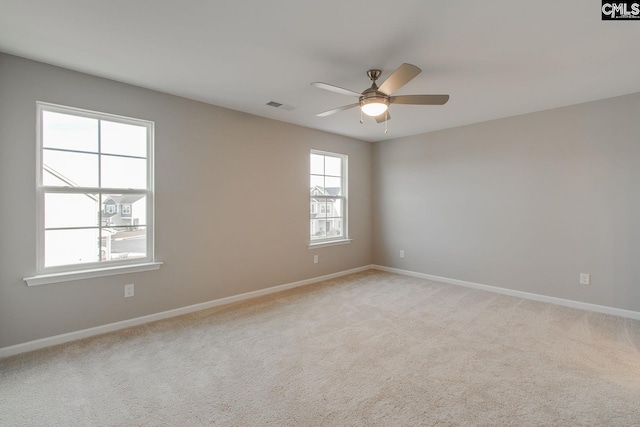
(359, 87), (390, 116)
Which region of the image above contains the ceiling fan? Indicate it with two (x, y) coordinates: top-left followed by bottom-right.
(311, 63), (449, 124)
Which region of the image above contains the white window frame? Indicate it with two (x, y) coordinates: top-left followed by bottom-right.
(25, 102), (160, 286)
(309, 149), (350, 247)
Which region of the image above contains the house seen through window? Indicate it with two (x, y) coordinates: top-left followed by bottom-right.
(37, 102), (154, 272)
(310, 150), (347, 243)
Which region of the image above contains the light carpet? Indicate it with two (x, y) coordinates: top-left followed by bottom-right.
(2, 270), (640, 426)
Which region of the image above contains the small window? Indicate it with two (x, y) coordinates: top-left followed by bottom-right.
(310, 150), (347, 243)
(37, 102), (154, 273)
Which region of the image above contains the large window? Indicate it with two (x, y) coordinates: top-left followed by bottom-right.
(310, 150), (347, 244)
(36, 102), (154, 274)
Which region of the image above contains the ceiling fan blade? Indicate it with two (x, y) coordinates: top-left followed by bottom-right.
(375, 112), (391, 123)
(377, 63), (421, 95)
(390, 94), (450, 105)
(316, 103), (359, 117)
(311, 82), (361, 97)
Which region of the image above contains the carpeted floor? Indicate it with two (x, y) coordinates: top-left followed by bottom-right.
(2, 270), (640, 426)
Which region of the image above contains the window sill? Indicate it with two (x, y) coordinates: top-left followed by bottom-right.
(24, 262), (163, 286)
(308, 239), (352, 249)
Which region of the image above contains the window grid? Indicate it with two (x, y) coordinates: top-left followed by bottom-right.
(310, 150), (347, 243)
(37, 102), (154, 273)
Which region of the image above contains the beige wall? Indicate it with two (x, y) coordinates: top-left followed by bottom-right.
(2, 51), (639, 350)
(0, 53), (373, 348)
(373, 92), (640, 312)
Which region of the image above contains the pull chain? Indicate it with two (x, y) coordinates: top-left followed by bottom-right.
(384, 111), (388, 134)
(360, 108), (364, 124)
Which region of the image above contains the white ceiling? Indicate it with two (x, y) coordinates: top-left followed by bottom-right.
(2, 1), (640, 142)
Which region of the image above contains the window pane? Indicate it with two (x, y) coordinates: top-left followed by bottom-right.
(328, 219), (343, 238)
(310, 219), (327, 240)
(328, 198), (343, 218)
(325, 176), (342, 195)
(101, 120), (147, 158)
(324, 198), (334, 216)
(102, 226), (147, 261)
(42, 111), (98, 152)
(101, 194), (147, 227)
(310, 198), (322, 217)
(310, 153), (324, 175)
(310, 174), (324, 193)
(325, 156), (341, 177)
(43, 171), (70, 187)
(101, 155), (147, 189)
(313, 200), (327, 219)
(43, 149), (99, 187)
(45, 193), (99, 228)
(45, 228), (99, 267)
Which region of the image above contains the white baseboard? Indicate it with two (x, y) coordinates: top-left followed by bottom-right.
(0, 265), (373, 359)
(6, 264), (637, 359)
(371, 265), (640, 321)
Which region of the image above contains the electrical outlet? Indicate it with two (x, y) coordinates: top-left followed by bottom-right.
(314, 255), (319, 264)
(579, 273), (590, 285)
(124, 283), (135, 298)
(400, 250), (405, 258)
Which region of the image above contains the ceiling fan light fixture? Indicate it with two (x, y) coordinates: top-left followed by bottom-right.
(312, 63), (449, 126)
(360, 97), (389, 117)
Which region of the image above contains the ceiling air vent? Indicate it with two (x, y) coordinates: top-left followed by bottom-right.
(266, 101), (295, 111)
